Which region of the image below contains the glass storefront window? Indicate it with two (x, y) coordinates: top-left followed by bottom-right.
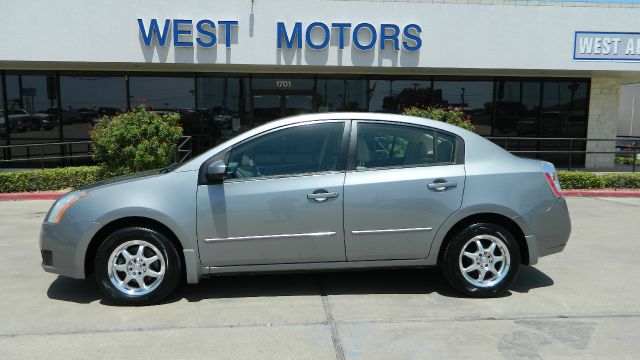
(60, 75), (127, 142)
(541, 80), (588, 138)
(129, 76), (195, 110)
(197, 76), (247, 151)
(368, 79), (431, 113)
(0, 74), (5, 147)
(251, 77), (315, 91)
(494, 80), (541, 137)
(129, 75), (196, 152)
(433, 80), (493, 136)
(539, 80), (589, 167)
(0, 72), (592, 168)
(5, 74), (60, 148)
(317, 79), (367, 112)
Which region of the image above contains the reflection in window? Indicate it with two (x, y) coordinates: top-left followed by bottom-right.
(228, 122), (345, 179)
(368, 80), (431, 113)
(433, 81), (493, 136)
(129, 76), (195, 152)
(5, 74), (60, 147)
(197, 76), (247, 151)
(0, 75), (5, 147)
(541, 80), (588, 138)
(317, 79), (367, 112)
(129, 76), (194, 110)
(60, 75), (127, 142)
(539, 80), (589, 167)
(494, 80), (541, 137)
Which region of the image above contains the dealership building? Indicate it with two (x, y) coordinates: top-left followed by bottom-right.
(1, 0), (640, 169)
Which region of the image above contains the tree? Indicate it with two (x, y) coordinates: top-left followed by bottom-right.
(90, 105), (183, 175)
(403, 106), (474, 132)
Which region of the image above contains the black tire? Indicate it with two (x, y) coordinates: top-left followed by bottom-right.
(95, 227), (182, 305)
(441, 223), (521, 297)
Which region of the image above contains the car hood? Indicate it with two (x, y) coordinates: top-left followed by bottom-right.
(78, 168), (167, 192)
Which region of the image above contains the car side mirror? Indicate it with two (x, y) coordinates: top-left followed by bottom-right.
(205, 159), (227, 182)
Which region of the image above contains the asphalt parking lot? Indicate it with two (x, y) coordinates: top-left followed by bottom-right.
(0, 197), (638, 359)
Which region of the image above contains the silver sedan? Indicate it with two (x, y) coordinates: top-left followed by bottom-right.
(40, 113), (571, 305)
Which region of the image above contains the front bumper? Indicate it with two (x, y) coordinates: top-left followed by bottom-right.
(517, 197), (572, 265)
(39, 221), (102, 279)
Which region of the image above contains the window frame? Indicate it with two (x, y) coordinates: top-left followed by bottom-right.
(198, 120), (351, 184)
(346, 120), (465, 172)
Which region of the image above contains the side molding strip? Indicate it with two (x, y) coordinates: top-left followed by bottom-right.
(351, 227), (432, 235)
(204, 231), (337, 243)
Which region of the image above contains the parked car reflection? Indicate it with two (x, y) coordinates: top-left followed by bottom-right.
(540, 111), (586, 138)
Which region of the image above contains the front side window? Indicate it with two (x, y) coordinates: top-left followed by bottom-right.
(227, 122), (345, 179)
(355, 123), (457, 170)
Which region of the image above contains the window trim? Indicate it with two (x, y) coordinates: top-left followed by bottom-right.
(198, 120), (350, 185)
(346, 120), (465, 172)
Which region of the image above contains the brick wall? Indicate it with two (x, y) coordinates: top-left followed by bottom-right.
(585, 77), (621, 170)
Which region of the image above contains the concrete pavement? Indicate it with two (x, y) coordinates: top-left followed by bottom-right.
(0, 198), (638, 359)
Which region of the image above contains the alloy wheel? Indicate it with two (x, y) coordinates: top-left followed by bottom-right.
(107, 240), (166, 296)
(458, 234), (511, 288)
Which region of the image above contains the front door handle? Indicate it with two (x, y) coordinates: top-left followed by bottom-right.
(427, 181), (457, 192)
(307, 191), (339, 202)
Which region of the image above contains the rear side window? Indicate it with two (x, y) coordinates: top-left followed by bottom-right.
(228, 122), (345, 179)
(355, 123), (457, 170)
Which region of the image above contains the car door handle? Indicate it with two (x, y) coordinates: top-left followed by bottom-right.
(307, 192), (339, 202)
(427, 181), (457, 191)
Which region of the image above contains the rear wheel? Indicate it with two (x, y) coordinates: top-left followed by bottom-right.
(95, 227), (181, 305)
(442, 223), (520, 297)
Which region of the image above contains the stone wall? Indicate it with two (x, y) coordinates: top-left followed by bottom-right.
(585, 77), (621, 170)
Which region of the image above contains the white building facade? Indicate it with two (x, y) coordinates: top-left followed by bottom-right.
(1, 0), (640, 168)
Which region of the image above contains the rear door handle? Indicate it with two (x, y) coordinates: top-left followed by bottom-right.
(307, 191), (339, 202)
(427, 181), (457, 191)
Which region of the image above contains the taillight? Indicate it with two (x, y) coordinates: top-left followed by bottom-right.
(543, 162), (562, 197)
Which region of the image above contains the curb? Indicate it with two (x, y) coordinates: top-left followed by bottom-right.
(562, 190), (640, 197)
(0, 192), (66, 201)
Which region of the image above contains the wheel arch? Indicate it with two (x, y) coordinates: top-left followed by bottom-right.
(85, 216), (186, 278)
(436, 212), (529, 266)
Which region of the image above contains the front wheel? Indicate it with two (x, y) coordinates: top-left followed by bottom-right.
(95, 227), (182, 305)
(442, 223), (521, 297)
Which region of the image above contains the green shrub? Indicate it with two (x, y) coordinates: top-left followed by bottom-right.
(91, 105), (183, 175)
(403, 106), (475, 132)
(599, 173), (640, 189)
(557, 171), (604, 189)
(0, 166), (104, 193)
(557, 171), (640, 189)
(615, 156), (640, 166)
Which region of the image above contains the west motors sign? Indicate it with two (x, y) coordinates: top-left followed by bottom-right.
(137, 19), (422, 52)
(574, 31), (640, 61)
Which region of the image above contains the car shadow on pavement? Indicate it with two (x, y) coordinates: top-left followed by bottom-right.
(171, 265), (554, 303)
(46, 265), (554, 305)
(47, 276), (102, 304)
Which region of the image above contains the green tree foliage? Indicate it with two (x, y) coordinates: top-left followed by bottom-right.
(403, 106), (475, 132)
(90, 105), (183, 175)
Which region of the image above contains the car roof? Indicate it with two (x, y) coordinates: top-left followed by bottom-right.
(264, 112), (474, 135)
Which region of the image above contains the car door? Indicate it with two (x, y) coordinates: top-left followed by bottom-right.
(344, 121), (465, 261)
(196, 121), (349, 267)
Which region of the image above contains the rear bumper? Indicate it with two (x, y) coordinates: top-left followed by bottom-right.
(518, 197), (571, 265)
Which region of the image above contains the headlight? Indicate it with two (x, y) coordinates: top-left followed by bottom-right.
(45, 192), (88, 224)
